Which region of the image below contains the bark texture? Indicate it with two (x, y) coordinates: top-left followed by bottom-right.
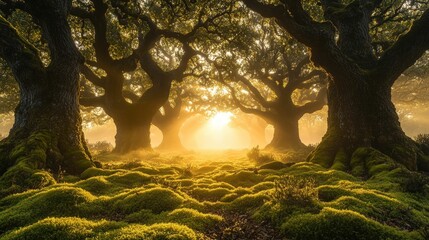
(0, 1), (93, 193)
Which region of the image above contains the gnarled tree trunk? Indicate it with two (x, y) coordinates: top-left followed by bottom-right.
(308, 77), (429, 174)
(0, 1), (93, 193)
(112, 106), (154, 154)
(305, 3), (429, 174)
(243, 0), (429, 175)
(157, 121), (185, 150)
(266, 117), (305, 150)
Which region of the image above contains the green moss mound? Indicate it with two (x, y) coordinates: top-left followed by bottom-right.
(259, 161), (289, 170)
(215, 171), (265, 187)
(0, 187), (95, 234)
(282, 207), (410, 240)
(106, 171), (151, 187)
(96, 223), (197, 240)
(1, 217), (197, 240)
(166, 208), (222, 229)
(80, 168), (120, 179)
(190, 187), (232, 201)
(1, 217), (122, 240)
(74, 176), (123, 196)
(114, 188), (184, 214)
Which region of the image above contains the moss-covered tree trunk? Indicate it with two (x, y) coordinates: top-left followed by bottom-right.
(0, 1), (93, 192)
(308, 77), (429, 173)
(243, 0), (429, 175)
(304, 3), (429, 174)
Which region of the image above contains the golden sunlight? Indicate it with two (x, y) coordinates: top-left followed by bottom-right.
(208, 112), (233, 129)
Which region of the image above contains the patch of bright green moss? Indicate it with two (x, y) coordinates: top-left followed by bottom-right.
(331, 148), (348, 171)
(0, 187), (95, 233)
(251, 182), (275, 192)
(80, 167), (121, 179)
(259, 161), (288, 170)
(74, 176), (123, 196)
(282, 207), (410, 240)
(214, 171), (265, 187)
(106, 171), (151, 187)
(95, 223), (197, 240)
(351, 148), (397, 177)
(318, 185), (352, 202)
(161, 208), (222, 231)
(226, 191), (269, 212)
(193, 166), (217, 175)
(134, 166), (161, 175)
(307, 130), (339, 168)
(1, 217), (123, 240)
(190, 187), (232, 202)
(114, 187), (184, 214)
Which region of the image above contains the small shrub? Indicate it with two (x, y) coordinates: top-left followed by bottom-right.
(415, 133), (429, 154)
(401, 173), (428, 193)
(247, 146), (261, 161)
(247, 146), (276, 165)
(415, 134), (429, 145)
(271, 175), (318, 207)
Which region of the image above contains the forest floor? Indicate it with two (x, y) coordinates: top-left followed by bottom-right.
(0, 149), (428, 240)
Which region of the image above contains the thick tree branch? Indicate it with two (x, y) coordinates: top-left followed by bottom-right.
(70, 6), (92, 19)
(375, 9), (429, 84)
(168, 43), (196, 81)
(123, 90), (139, 103)
(242, 0), (358, 83)
(297, 87), (327, 115)
(90, 0), (113, 67)
(80, 95), (106, 107)
(80, 64), (106, 88)
(0, 15), (45, 86)
(224, 81), (274, 122)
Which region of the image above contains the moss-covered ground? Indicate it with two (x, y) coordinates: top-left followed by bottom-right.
(0, 150), (428, 239)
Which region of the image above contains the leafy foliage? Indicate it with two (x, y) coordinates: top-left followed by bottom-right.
(415, 134), (429, 146)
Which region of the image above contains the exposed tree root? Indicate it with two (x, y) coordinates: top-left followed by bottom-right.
(0, 130), (93, 196)
(307, 129), (429, 178)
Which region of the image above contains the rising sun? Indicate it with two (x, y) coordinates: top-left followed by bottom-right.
(208, 112), (233, 129)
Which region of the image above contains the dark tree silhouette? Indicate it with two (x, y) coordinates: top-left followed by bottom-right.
(73, 0), (228, 154)
(206, 16), (327, 150)
(0, 0), (94, 191)
(243, 0), (429, 173)
(152, 89), (193, 150)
